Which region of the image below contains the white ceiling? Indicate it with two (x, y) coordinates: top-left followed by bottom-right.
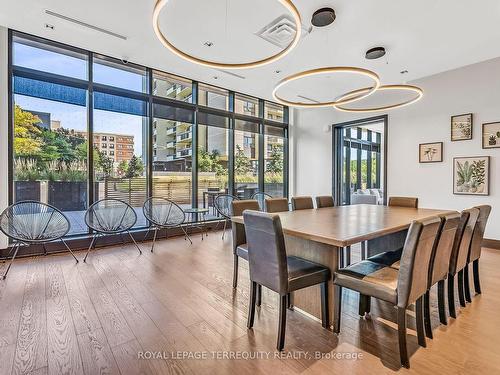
(2, 0), (500, 103)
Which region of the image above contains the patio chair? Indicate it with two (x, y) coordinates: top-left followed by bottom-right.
(83, 198), (141, 262)
(0, 201), (78, 279)
(143, 197), (192, 252)
(251, 192), (272, 211)
(214, 194), (239, 239)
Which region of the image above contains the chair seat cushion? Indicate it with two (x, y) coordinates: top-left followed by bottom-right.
(236, 244), (249, 260)
(368, 248), (403, 269)
(334, 260), (398, 304)
(287, 256), (331, 291)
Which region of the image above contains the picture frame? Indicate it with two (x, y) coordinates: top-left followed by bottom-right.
(419, 142), (443, 163)
(453, 156), (489, 196)
(482, 122), (500, 149)
(451, 113), (473, 141)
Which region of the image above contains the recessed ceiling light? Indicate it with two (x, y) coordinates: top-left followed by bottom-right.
(204, 41), (214, 47)
(365, 47), (386, 60)
(275, 70), (282, 74)
(311, 8), (336, 27)
(45, 23), (55, 30)
(400, 69), (409, 74)
(213, 76), (219, 80)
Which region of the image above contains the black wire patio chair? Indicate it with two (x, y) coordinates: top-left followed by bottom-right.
(142, 197), (192, 252)
(83, 198), (141, 262)
(0, 200), (78, 279)
(251, 192), (273, 211)
(213, 194), (239, 240)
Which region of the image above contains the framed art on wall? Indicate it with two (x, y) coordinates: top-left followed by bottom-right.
(482, 122), (500, 149)
(453, 156), (489, 195)
(451, 113), (473, 141)
(419, 142), (443, 163)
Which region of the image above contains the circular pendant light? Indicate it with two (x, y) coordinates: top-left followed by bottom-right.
(152, 0), (302, 69)
(333, 84), (423, 112)
(272, 67), (380, 108)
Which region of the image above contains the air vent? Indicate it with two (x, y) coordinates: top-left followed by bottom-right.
(216, 69), (246, 80)
(297, 95), (320, 103)
(45, 10), (127, 40)
(256, 15), (309, 49)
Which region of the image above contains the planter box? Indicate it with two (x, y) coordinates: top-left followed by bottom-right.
(14, 181), (41, 202)
(48, 181), (87, 211)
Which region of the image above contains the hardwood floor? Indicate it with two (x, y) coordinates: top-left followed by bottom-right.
(0, 231), (499, 374)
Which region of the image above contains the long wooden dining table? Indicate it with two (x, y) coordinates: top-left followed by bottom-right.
(231, 204), (455, 324)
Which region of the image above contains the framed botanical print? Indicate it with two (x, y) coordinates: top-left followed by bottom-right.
(451, 113), (473, 141)
(419, 142), (443, 163)
(453, 156), (489, 195)
(482, 122), (500, 149)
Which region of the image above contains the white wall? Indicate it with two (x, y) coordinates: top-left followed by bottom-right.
(292, 57), (500, 240)
(0, 26), (8, 248)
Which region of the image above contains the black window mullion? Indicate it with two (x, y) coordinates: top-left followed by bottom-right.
(87, 51), (94, 228)
(376, 132), (382, 188)
(192, 81), (198, 208)
(258, 99), (265, 194)
(367, 130), (372, 188)
(147, 68), (153, 202)
(228, 91), (235, 196)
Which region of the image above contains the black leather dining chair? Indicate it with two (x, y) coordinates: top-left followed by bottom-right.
(291, 196), (314, 210)
(244, 210), (331, 351)
(315, 196), (334, 208)
(334, 216), (442, 368)
(464, 205), (491, 301)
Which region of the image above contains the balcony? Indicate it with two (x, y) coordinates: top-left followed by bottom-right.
(166, 141), (176, 148)
(176, 131), (192, 143)
(176, 148), (192, 158)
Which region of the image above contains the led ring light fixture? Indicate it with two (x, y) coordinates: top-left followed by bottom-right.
(152, 0), (302, 69)
(333, 84), (423, 112)
(272, 67), (381, 108)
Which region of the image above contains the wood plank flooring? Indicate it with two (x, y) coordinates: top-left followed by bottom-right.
(0, 230), (499, 374)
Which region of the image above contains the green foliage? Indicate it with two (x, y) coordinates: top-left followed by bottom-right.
(95, 149), (114, 178)
(266, 144), (283, 174)
(456, 161), (473, 186)
(198, 147), (227, 177)
(471, 160), (486, 186)
(234, 145), (252, 175)
(125, 155), (144, 178)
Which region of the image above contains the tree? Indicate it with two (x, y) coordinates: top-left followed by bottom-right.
(198, 147), (226, 176)
(125, 155), (144, 178)
(96, 149), (114, 178)
(266, 144), (283, 174)
(13, 105), (43, 157)
(234, 145), (252, 175)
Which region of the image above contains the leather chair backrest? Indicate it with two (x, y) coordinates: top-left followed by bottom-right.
(243, 210), (288, 294)
(315, 196), (334, 208)
(429, 212), (461, 286)
(449, 208), (479, 274)
(397, 216), (441, 308)
(231, 200), (261, 255)
(291, 196), (314, 210)
(388, 197), (419, 208)
(468, 205), (492, 262)
(265, 198), (289, 213)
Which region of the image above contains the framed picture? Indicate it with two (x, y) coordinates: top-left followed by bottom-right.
(482, 122), (500, 149)
(451, 113), (473, 141)
(453, 156), (489, 195)
(419, 142), (443, 163)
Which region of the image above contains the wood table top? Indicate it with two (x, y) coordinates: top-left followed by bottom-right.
(231, 204), (456, 247)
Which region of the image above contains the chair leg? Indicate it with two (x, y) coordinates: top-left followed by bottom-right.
(232, 254), (239, 289)
(277, 294), (287, 351)
(361, 241), (366, 260)
(2, 243), (21, 279)
(473, 259), (481, 295)
(339, 247), (345, 268)
(345, 246), (351, 266)
(151, 227), (158, 253)
(83, 234), (97, 263)
(221, 220), (227, 240)
(127, 231), (142, 255)
(415, 296), (426, 347)
(458, 269), (466, 307)
(423, 290), (433, 339)
(180, 226), (193, 245)
(359, 294), (371, 317)
(287, 292), (294, 310)
(464, 264), (472, 303)
(438, 279), (447, 325)
(397, 307), (410, 369)
(256, 284), (262, 307)
(247, 281), (257, 329)
(42, 244), (48, 256)
(320, 282), (329, 328)
(333, 285), (342, 334)
(448, 274), (456, 319)
(60, 239), (79, 263)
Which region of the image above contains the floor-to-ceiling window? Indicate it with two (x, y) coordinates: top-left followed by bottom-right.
(9, 30), (289, 237)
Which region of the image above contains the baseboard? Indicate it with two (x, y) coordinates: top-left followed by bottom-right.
(483, 238), (500, 250)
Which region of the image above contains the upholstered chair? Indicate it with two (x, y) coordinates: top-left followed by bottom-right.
(264, 198), (289, 213)
(291, 196), (314, 210)
(388, 196), (419, 208)
(315, 195), (334, 208)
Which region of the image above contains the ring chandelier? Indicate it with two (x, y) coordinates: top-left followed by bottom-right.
(333, 85), (424, 112)
(272, 67), (381, 108)
(152, 0), (302, 69)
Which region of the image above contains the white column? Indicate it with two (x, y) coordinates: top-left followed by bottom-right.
(0, 27), (8, 249)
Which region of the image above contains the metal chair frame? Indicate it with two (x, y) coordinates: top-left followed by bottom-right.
(251, 192), (273, 211)
(83, 198), (141, 262)
(0, 200), (78, 279)
(142, 197), (192, 252)
(213, 194), (239, 239)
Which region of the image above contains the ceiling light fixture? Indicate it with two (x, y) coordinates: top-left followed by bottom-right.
(152, 0), (302, 69)
(333, 84), (423, 112)
(272, 67), (380, 108)
(311, 8), (336, 27)
(365, 46), (386, 60)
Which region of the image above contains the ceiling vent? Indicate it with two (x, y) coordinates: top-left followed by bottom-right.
(216, 69), (246, 80)
(256, 15), (309, 49)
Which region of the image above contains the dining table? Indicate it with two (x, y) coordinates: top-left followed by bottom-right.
(231, 204), (455, 325)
